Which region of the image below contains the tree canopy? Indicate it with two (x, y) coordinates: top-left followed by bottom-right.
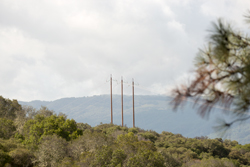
(22, 114), (82, 146)
(0, 95), (250, 166)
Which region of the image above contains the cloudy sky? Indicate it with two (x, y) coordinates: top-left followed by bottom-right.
(0, 0), (249, 101)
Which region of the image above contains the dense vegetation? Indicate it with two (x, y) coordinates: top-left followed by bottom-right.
(1, 96), (250, 167)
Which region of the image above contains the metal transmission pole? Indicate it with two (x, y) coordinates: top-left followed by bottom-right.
(110, 74), (113, 124)
(132, 78), (135, 128)
(121, 76), (124, 127)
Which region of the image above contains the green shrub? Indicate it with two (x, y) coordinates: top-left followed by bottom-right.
(0, 138), (18, 152)
(128, 128), (138, 134)
(9, 148), (34, 167)
(138, 132), (158, 143)
(190, 157), (237, 167)
(0, 150), (11, 166)
(0, 118), (16, 139)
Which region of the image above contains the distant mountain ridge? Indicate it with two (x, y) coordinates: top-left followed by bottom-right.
(19, 95), (250, 144)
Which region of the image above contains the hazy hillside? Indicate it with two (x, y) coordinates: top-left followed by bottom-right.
(19, 95), (250, 144)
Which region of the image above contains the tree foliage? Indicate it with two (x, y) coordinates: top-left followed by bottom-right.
(0, 96), (22, 120)
(0, 96), (250, 166)
(34, 135), (68, 167)
(171, 12), (250, 127)
(0, 118), (16, 139)
(9, 148), (34, 167)
(23, 114), (82, 145)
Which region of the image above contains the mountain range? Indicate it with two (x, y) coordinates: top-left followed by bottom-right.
(19, 95), (250, 144)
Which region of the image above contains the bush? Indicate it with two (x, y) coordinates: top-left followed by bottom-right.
(35, 135), (69, 167)
(0, 118), (16, 139)
(94, 123), (116, 133)
(128, 128), (138, 134)
(127, 150), (165, 167)
(77, 123), (92, 132)
(138, 132), (158, 143)
(9, 148), (34, 167)
(0, 150), (11, 166)
(0, 138), (18, 152)
(189, 157), (237, 167)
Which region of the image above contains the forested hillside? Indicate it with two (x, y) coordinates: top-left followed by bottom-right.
(1, 95), (250, 166)
(20, 95), (250, 144)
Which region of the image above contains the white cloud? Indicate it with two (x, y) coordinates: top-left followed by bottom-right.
(0, 0), (249, 101)
(200, 0), (250, 27)
(167, 20), (186, 34)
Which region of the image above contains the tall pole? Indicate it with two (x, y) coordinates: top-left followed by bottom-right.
(132, 78), (135, 128)
(121, 76), (123, 127)
(110, 74), (113, 124)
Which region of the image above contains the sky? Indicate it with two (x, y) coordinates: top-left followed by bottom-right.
(0, 0), (250, 102)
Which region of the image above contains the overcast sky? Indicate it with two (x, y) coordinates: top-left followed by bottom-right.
(0, 0), (249, 101)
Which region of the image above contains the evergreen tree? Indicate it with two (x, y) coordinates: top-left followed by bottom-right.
(172, 12), (250, 128)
